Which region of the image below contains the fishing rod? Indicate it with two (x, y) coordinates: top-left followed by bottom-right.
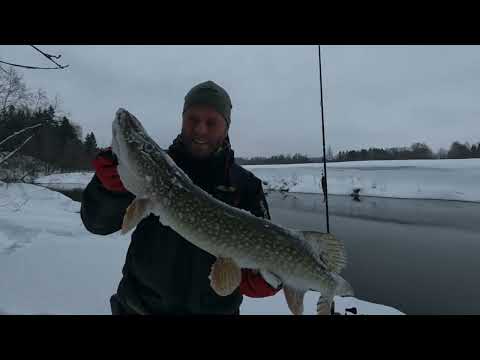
(318, 45), (330, 234)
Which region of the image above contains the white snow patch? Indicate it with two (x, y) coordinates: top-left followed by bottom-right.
(246, 159), (480, 202)
(34, 172), (94, 190)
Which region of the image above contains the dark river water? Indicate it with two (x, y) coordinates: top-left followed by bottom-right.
(265, 192), (480, 315)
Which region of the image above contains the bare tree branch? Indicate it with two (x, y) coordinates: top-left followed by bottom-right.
(32, 88), (47, 110)
(0, 123), (43, 148)
(0, 134), (35, 165)
(30, 45), (62, 60)
(0, 67), (30, 110)
(0, 59), (68, 70)
(0, 65), (8, 74)
(20, 167), (37, 183)
(0, 46), (69, 71)
(29, 45), (69, 69)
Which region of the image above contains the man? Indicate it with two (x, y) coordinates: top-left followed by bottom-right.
(81, 80), (282, 315)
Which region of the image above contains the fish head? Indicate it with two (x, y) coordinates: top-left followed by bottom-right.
(111, 108), (160, 196)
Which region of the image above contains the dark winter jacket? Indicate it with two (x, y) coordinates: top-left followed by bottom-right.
(80, 137), (274, 315)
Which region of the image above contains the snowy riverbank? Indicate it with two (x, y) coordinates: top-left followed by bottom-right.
(247, 159), (480, 202)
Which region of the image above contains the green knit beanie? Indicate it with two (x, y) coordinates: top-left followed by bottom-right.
(183, 80), (232, 128)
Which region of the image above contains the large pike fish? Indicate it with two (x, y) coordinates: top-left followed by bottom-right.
(111, 108), (354, 315)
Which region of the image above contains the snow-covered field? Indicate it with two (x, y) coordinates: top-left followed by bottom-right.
(0, 182), (403, 315)
(34, 159), (480, 202)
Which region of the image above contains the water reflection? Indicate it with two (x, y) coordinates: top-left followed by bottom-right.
(266, 191), (480, 233)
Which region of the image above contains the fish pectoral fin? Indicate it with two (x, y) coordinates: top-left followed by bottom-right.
(121, 198), (151, 234)
(283, 285), (306, 315)
(300, 231), (347, 273)
(209, 257), (242, 297)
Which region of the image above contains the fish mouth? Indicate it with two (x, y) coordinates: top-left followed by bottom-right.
(112, 108), (148, 162)
(114, 108), (152, 150)
(112, 108), (156, 194)
(116, 108), (142, 133)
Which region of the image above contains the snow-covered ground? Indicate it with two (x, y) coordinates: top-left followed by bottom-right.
(0, 182), (403, 315)
(33, 172), (93, 191)
(34, 159), (480, 202)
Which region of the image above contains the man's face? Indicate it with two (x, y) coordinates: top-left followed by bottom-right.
(181, 105), (228, 159)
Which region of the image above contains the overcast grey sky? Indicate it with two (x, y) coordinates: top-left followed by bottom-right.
(1, 45), (479, 157)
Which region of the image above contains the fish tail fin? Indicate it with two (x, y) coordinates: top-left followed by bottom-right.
(316, 275), (354, 315)
(316, 294), (333, 315)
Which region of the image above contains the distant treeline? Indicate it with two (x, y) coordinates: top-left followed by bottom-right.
(236, 142), (480, 165)
(0, 105), (99, 174)
(336, 142), (480, 162)
(0, 67), (99, 178)
(236, 153), (312, 165)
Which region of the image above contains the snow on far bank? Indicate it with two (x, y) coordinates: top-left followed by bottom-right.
(0, 183), (403, 315)
(245, 159), (480, 203)
(246, 158), (480, 170)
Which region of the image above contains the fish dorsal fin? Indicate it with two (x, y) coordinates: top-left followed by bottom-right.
(300, 231), (347, 273)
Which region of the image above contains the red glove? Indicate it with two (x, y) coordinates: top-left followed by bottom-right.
(92, 147), (127, 193)
(239, 269), (282, 298)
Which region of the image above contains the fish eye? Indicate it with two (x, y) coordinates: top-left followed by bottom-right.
(143, 143), (154, 153)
